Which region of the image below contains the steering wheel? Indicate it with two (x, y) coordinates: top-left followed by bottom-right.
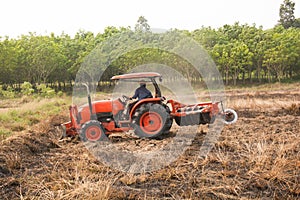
(122, 95), (131, 102)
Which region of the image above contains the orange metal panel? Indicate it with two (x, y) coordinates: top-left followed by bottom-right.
(129, 98), (162, 117)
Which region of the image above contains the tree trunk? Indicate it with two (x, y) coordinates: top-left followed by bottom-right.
(267, 67), (271, 83)
(58, 82), (61, 91)
(225, 66), (229, 85)
(257, 60), (261, 83)
(233, 68), (237, 86)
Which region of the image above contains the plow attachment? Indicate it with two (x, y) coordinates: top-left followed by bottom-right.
(168, 100), (238, 126)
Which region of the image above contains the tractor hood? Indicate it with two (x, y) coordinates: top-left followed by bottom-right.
(77, 98), (125, 123)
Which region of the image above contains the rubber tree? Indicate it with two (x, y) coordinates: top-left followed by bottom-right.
(279, 0), (296, 29)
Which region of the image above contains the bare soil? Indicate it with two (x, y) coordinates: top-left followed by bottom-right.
(0, 89), (299, 199)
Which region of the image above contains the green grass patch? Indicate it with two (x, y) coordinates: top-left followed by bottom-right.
(0, 97), (71, 139)
(0, 128), (12, 140)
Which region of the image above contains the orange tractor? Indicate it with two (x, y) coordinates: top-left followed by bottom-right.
(62, 72), (237, 141)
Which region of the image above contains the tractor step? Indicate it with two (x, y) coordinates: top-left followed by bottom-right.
(118, 120), (131, 128)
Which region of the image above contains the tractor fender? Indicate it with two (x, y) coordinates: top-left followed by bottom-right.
(129, 98), (162, 118)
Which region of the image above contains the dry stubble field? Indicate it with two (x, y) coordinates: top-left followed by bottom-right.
(0, 83), (299, 199)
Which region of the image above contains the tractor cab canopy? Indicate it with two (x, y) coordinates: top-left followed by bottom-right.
(111, 72), (162, 97)
(111, 72), (162, 81)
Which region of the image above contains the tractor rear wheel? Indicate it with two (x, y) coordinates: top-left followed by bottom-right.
(132, 103), (172, 138)
(80, 120), (107, 142)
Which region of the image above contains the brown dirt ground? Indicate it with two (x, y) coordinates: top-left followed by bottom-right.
(0, 89), (299, 200)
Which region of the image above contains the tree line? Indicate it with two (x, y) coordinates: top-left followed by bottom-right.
(0, 1), (299, 92)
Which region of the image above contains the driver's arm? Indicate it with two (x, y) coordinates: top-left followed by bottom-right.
(131, 89), (138, 100)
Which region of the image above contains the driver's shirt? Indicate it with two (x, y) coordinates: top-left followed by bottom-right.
(132, 85), (153, 101)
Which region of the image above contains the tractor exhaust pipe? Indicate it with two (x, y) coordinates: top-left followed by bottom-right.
(59, 83), (96, 141)
(82, 83), (97, 120)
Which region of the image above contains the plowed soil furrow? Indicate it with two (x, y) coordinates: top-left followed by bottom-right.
(0, 92), (299, 199)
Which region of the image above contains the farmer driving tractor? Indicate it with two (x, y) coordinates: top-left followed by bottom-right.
(130, 80), (153, 101)
(123, 80), (153, 119)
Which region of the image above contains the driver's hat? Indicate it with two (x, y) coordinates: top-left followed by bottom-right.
(139, 80), (146, 86)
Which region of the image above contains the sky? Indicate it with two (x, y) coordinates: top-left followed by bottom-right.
(1, 0), (299, 38)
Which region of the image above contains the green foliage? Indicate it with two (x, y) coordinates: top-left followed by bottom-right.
(0, 86), (15, 98)
(279, 0), (296, 29)
(57, 91), (63, 97)
(0, 16), (299, 88)
(293, 18), (300, 28)
(21, 82), (34, 96)
(135, 16), (150, 32)
(37, 84), (56, 98)
(262, 26), (300, 82)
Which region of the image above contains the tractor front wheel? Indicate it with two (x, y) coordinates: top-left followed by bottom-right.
(80, 120), (107, 142)
(132, 103), (172, 138)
